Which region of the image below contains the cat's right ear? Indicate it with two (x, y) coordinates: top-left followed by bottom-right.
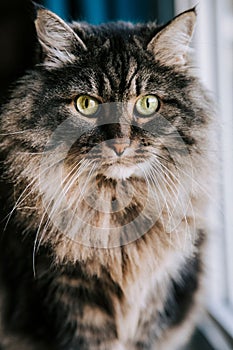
(147, 8), (196, 68)
(35, 8), (87, 69)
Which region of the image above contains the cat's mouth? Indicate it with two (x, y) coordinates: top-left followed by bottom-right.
(98, 155), (150, 180)
(76, 138), (149, 180)
(103, 163), (142, 180)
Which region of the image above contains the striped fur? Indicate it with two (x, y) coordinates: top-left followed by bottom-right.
(0, 7), (214, 350)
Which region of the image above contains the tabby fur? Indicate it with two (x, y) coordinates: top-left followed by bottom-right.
(0, 6), (214, 350)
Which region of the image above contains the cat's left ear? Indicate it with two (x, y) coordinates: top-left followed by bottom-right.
(148, 8), (196, 67)
(35, 8), (87, 69)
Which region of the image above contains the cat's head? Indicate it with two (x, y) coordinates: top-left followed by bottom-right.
(0, 7), (213, 250)
(32, 7), (199, 181)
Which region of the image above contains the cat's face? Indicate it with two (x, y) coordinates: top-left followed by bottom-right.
(0, 8), (212, 250)
(32, 8), (197, 181)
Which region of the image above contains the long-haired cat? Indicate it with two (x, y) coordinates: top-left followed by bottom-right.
(0, 5), (214, 350)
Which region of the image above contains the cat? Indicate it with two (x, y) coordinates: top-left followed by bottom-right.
(0, 4), (214, 350)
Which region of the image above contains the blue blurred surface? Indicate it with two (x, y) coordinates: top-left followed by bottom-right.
(43, 0), (174, 23)
(81, 0), (108, 24)
(45, 0), (69, 19)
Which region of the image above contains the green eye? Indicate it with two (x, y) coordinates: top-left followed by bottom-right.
(135, 95), (160, 117)
(75, 95), (100, 116)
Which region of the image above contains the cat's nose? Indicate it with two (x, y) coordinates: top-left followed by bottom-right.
(108, 139), (130, 156)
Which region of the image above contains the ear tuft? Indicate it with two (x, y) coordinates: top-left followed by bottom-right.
(147, 9), (196, 68)
(35, 9), (87, 69)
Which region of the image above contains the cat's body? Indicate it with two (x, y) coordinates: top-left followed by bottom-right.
(0, 6), (213, 350)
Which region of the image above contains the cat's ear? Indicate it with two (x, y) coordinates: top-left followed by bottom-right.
(35, 8), (87, 69)
(147, 8), (196, 67)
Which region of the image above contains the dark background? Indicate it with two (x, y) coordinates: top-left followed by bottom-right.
(0, 0), (36, 100)
(0, 0), (174, 101)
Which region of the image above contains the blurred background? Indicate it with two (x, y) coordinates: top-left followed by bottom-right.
(0, 0), (232, 349)
(0, 0), (174, 100)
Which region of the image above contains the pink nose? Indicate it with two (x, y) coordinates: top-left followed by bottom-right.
(111, 143), (129, 156)
(108, 139), (130, 156)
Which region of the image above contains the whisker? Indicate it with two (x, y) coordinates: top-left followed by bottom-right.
(33, 158), (89, 249)
(0, 130), (35, 136)
(154, 151), (217, 207)
(42, 159), (94, 232)
(33, 159), (97, 275)
(154, 162), (191, 242)
(148, 165), (179, 245)
(150, 155), (196, 244)
(66, 162), (97, 238)
(16, 152), (48, 155)
(2, 156), (64, 231)
(136, 163), (168, 232)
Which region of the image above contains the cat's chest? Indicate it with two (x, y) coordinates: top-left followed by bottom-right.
(114, 271), (158, 342)
(56, 178), (152, 247)
(113, 249), (186, 344)
(52, 241), (186, 345)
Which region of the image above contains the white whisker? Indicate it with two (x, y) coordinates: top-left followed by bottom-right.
(150, 154), (196, 245)
(33, 158), (97, 276)
(0, 130), (34, 136)
(3, 156), (64, 231)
